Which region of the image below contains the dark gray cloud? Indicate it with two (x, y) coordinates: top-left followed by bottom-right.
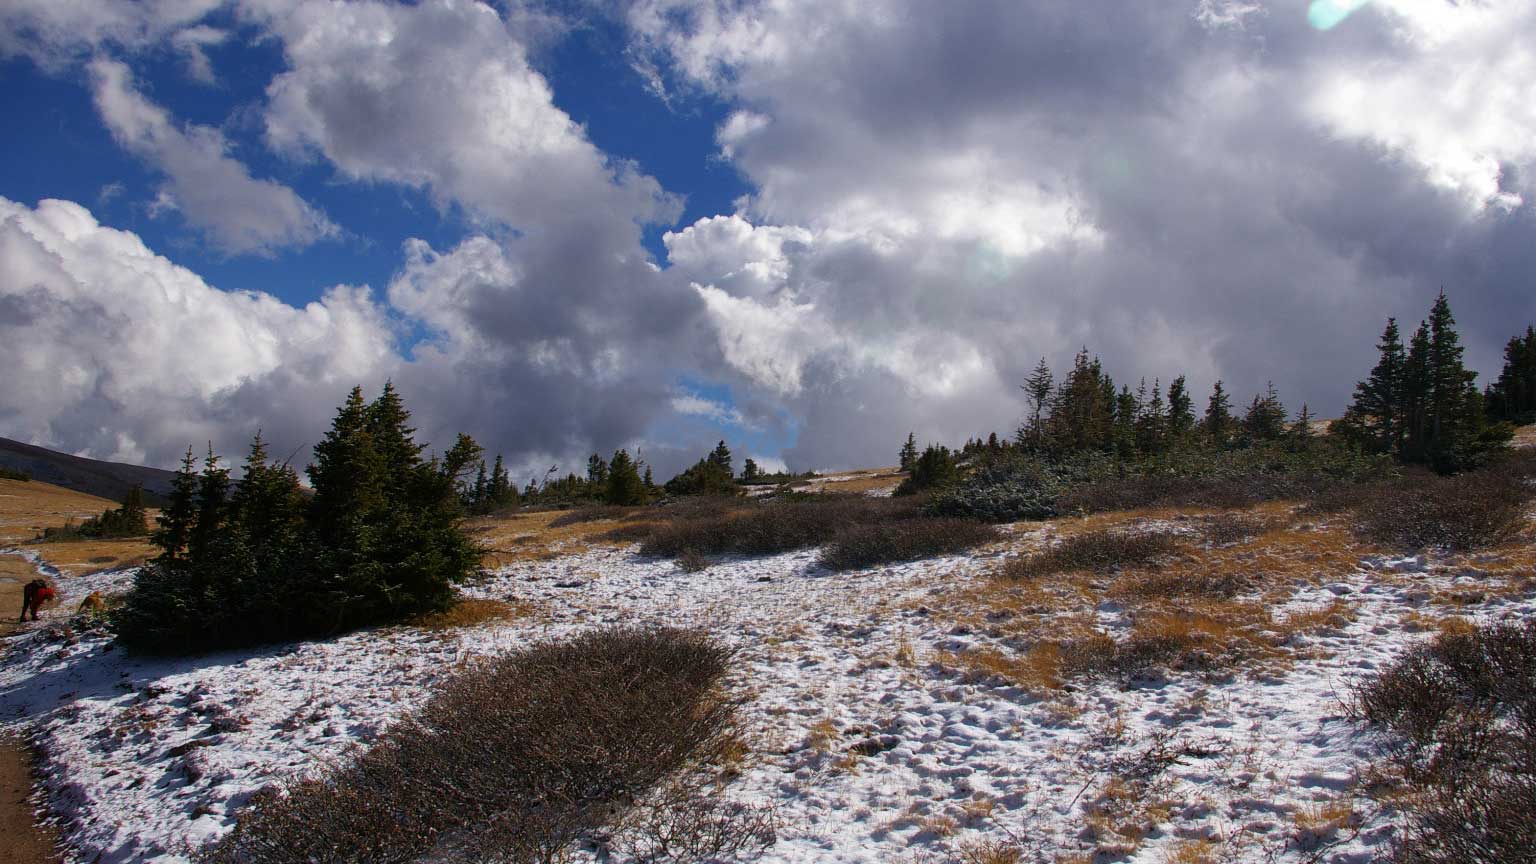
(631, 0), (1536, 467)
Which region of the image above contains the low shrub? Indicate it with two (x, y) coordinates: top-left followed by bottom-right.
(1348, 467), (1531, 551)
(1198, 511), (1280, 546)
(1000, 529), (1184, 580)
(818, 518), (998, 570)
(639, 495), (922, 560)
(1352, 620), (1536, 863)
(200, 626), (771, 864)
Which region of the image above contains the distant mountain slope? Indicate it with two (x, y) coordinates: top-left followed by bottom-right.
(0, 437), (176, 505)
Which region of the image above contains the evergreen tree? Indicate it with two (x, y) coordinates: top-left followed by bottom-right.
(189, 445), (230, 562)
(1291, 403), (1315, 448)
(366, 381), (424, 494)
(742, 457), (762, 483)
(1242, 382), (1287, 442)
(307, 386), (384, 540)
(1202, 380), (1235, 445)
(1019, 357), (1053, 449)
(1341, 318), (1406, 455)
(1166, 375), (1195, 439)
(1112, 385), (1139, 458)
(440, 434), (482, 487)
(899, 432), (918, 471)
(642, 465), (655, 491)
(708, 440), (734, 477)
(469, 461), (488, 512)
(895, 445), (958, 495)
(1401, 321), (1432, 463)
(152, 448), (199, 563)
(1136, 379), (1167, 454)
(489, 454), (513, 508)
(605, 449), (646, 505)
(586, 453), (609, 489)
(230, 433), (306, 545)
(1046, 349), (1115, 452)
(1486, 325), (1536, 422)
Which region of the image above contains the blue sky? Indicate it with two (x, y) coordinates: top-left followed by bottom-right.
(1, 0), (1534, 476)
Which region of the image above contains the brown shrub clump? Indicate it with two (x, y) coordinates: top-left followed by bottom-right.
(200, 626), (771, 864)
(817, 518), (998, 571)
(638, 495), (922, 559)
(1001, 529), (1184, 581)
(1353, 619), (1536, 863)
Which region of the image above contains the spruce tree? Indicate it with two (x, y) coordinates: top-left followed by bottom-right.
(605, 449), (646, 505)
(742, 457), (761, 483)
(188, 445), (230, 563)
(151, 448), (199, 563)
(708, 440), (734, 477)
(1291, 403), (1315, 448)
(1342, 318), (1406, 455)
(642, 465), (655, 491)
(489, 454), (512, 507)
(366, 381), (424, 494)
(586, 453), (609, 489)
(1112, 385), (1139, 458)
(1019, 357), (1053, 449)
(230, 433), (305, 545)
(308, 385), (384, 539)
(899, 432), (918, 471)
(1136, 379), (1167, 454)
(1486, 325), (1536, 422)
(1202, 380), (1234, 445)
(469, 461), (488, 512)
(1242, 382), (1287, 442)
(1401, 322), (1432, 463)
(1166, 375), (1195, 439)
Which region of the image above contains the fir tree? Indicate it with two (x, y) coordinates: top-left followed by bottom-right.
(230, 433), (305, 544)
(642, 465), (655, 491)
(307, 385), (384, 539)
(1341, 318), (1406, 455)
(708, 440), (734, 477)
(1486, 325), (1536, 422)
(489, 454), (513, 507)
(1202, 380), (1235, 445)
(895, 445), (958, 495)
(189, 444), (230, 562)
(152, 448), (199, 563)
(366, 381), (424, 494)
(469, 461), (488, 512)
(1136, 379), (1167, 454)
(1291, 403), (1315, 448)
(899, 432), (918, 471)
(1242, 382), (1287, 442)
(1166, 375), (1195, 439)
(1401, 321), (1432, 463)
(742, 457), (762, 483)
(1019, 357), (1053, 449)
(586, 453), (609, 489)
(605, 450), (645, 505)
(1112, 385), (1139, 458)
(1047, 349), (1115, 452)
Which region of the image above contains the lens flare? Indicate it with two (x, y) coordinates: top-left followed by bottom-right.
(1308, 0), (1373, 30)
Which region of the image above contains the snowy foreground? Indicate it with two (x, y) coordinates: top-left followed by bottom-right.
(2, 525), (1534, 864)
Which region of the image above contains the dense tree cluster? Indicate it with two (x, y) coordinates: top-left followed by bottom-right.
(41, 484), (148, 540)
(664, 440), (742, 496)
(1485, 325), (1536, 424)
(116, 384), (480, 653)
(1338, 293), (1514, 471)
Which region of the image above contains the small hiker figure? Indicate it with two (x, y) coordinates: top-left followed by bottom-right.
(19, 578), (54, 622)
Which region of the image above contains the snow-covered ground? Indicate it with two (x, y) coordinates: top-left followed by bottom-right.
(2, 525), (1533, 863)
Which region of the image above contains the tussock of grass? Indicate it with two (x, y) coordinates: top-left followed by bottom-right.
(1001, 529), (1184, 581)
(410, 597), (532, 630)
(200, 626), (771, 864)
(818, 518), (997, 571)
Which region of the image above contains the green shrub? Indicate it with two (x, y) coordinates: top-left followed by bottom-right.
(199, 626), (770, 864)
(895, 445), (959, 496)
(39, 485), (148, 541)
(115, 386), (479, 654)
(818, 518), (997, 570)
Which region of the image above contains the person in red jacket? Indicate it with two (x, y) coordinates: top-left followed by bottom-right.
(19, 579), (54, 622)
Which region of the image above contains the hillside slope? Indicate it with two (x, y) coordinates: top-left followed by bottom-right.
(0, 438), (175, 504)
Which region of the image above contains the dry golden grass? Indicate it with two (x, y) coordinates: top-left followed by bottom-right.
(1512, 423), (1536, 449)
(936, 506), (1381, 690)
(468, 509), (649, 568)
(809, 473), (904, 495)
(1161, 838), (1220, 864)
(0, 478), (156, 576)
(1291, 795), (1357, 844)
(410, 597), (536, 630)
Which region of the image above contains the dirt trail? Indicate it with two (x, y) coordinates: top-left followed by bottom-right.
(0, 554), (64, 864)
